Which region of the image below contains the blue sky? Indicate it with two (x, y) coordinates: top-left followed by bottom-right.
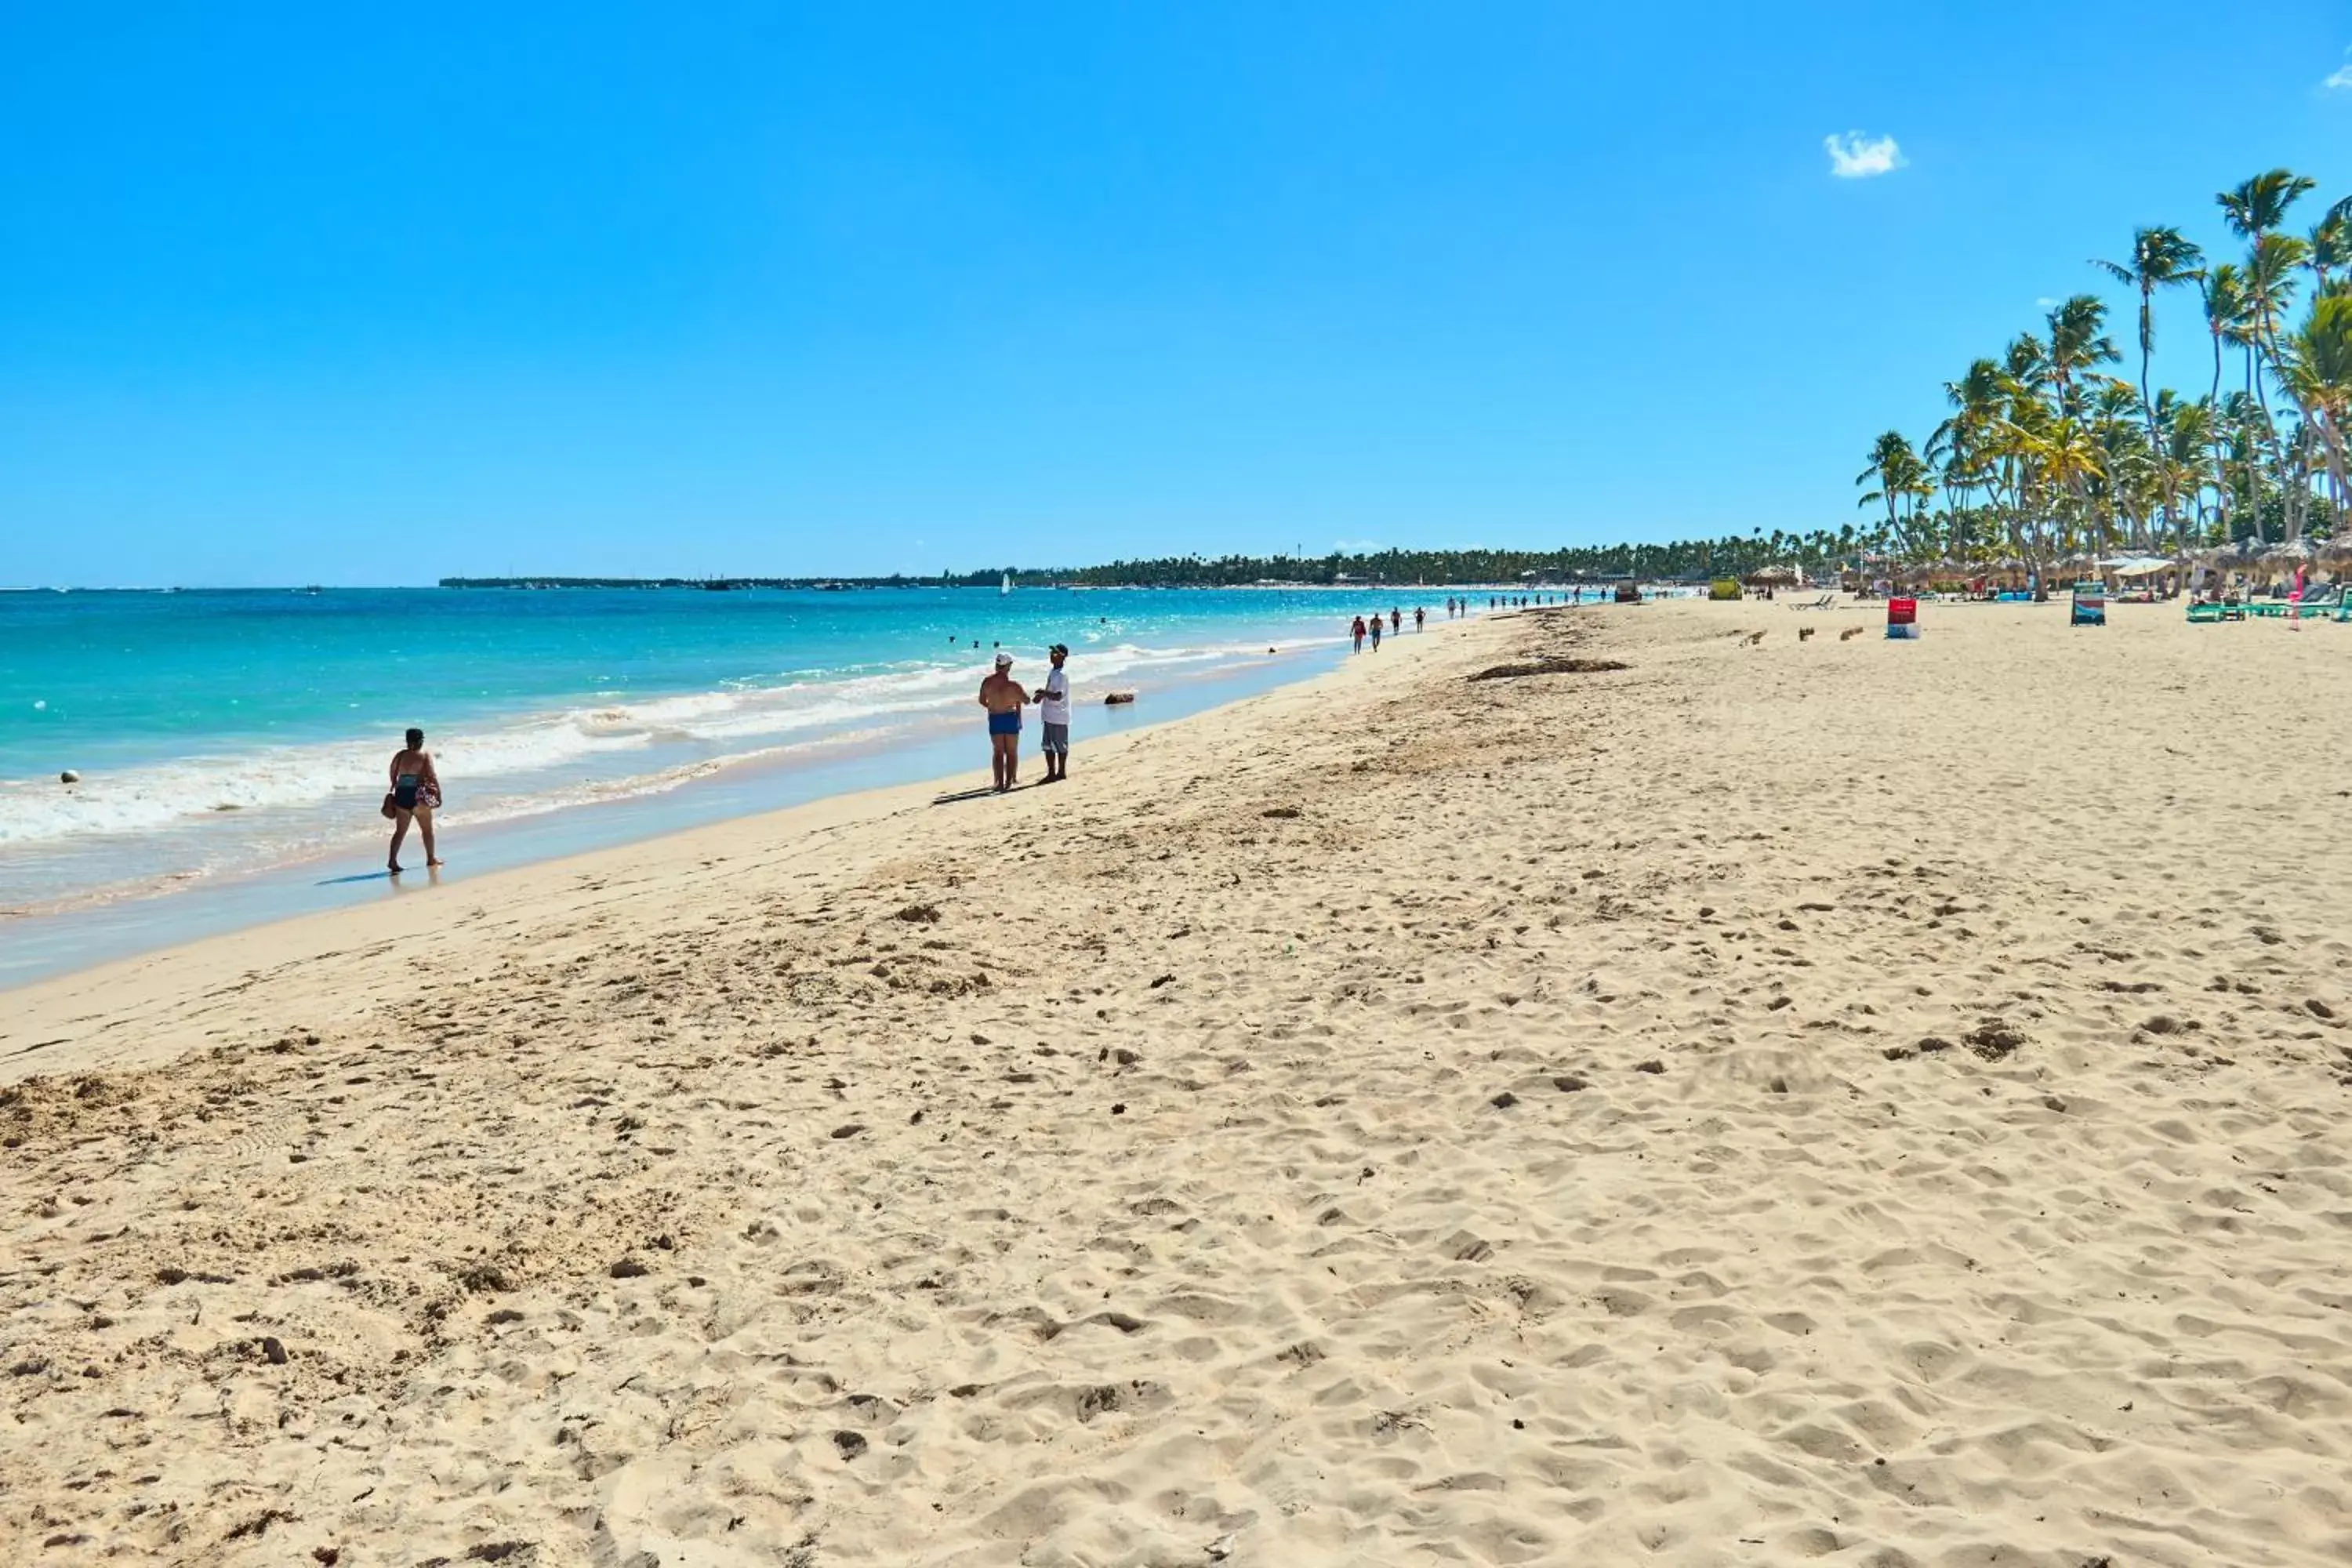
(4, 4), (2349, 586)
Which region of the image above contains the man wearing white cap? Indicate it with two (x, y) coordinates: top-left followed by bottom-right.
(977, 651), (1030, 792)
(1035, 643), (1072, 783)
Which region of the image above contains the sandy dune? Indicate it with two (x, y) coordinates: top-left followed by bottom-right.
(5, 599), (2350, 1566)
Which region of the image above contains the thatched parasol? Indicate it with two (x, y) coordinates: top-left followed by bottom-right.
(2250, 539), (2318, 586)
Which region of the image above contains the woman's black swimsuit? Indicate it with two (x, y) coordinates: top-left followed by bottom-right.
(394, 772), (420, 811)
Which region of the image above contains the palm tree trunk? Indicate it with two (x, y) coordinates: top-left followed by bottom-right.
(2209, 329), (2230, 541)
(2246, 344), (2275, 542)
(2138, 285), (2168, 551)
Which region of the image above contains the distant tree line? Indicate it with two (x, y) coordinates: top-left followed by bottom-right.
(442, 535), (1854, 594)
(1059, 538), (1847, 586)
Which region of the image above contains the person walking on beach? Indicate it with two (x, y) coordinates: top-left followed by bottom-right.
(978, 652), (1029, 792)
(1351, 615), (1367, 652)
(1367, 615), (1382, 651)
(386, 728), (442, 873)
(1388, 608), (1401, 635)
(1414, 606), (1425, 632)
(1035, 643), (1072, 783)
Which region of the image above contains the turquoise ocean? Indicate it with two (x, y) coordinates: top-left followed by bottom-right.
(1, 585), (1485, 984)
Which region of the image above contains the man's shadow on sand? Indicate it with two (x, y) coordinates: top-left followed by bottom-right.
(931, 782), (1042, 805)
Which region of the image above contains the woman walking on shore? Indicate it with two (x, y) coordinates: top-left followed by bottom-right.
(387, 728), (443, 873)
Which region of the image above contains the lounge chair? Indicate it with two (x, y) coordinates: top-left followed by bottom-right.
(2186, 601), (2227, 624)
(1788, 593), (1834, 611)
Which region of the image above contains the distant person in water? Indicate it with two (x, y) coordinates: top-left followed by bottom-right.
(978, 652), (1029, 792)
(1034, 643), (1072, 782)
(1351, 615), (1367, 652)
(387, 728), (442, 873)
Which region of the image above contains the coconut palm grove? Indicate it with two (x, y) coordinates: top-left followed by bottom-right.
(1855, 167), (2349, 583)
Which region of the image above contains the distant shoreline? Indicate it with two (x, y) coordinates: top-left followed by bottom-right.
(434, 575), (1630, 591)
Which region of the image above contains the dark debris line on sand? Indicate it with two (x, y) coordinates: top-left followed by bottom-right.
(1466, 657), (1630, 682)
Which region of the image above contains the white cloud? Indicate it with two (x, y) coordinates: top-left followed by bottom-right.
(2035, 296), (2061, 308)
(2328, 49), (2352, 90)
(1824, 131), (1905, 178)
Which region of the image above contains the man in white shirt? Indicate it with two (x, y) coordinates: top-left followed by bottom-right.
(1035, 643), (1073, 782)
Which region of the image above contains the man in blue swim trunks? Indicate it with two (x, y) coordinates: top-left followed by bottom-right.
(978, 650), (1029, 792)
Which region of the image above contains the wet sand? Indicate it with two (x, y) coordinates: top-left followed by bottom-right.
(5, 599), (2350, 1566)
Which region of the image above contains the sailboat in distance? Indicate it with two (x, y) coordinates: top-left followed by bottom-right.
(1000, 572), (1012, 596)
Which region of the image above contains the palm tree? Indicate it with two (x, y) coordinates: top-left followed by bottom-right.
(2037, 296), (2119, 556)
(2248, 234), (2318, 535)
(2283, 292), (2352, 516)
(2157, 393), (2217, 545)
(1856, 430), (1929, 545)
(2218, 169), (2316, 249)
(2044, 296), (2119, 412)
(2200, 263), (2253, 538)
(1927, 358), (2005, 525)
(2215, 391), (2266, 539)
(2313, 207), (2350, 295)
(2086, 377), (2156, 550)
(2220, 171), (2320, 537)
(2095, 227), (2204, 545)
(2217, 174), (2313, 397)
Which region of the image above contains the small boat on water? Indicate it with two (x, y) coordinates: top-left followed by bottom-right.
(1000, 573), (1012, 596)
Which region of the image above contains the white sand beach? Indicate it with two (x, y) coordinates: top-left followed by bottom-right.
(5, 598), (2350, 1566)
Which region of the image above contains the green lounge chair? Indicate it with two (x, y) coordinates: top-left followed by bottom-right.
(2187, 601), (2227, 623)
